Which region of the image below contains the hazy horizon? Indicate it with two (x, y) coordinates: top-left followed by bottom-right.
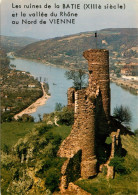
(1, 27), (138, 41)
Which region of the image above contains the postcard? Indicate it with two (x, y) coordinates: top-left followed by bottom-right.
(1, 0), (138, 194)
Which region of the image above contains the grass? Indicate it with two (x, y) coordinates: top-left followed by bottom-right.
(51, 125), (71, 140)
(1, 121), (71, 150)
(76, 172), (138, 194)
(3, 121), (137, 194)
(121, 135), (137, 158)
(1, 122), (35, 149)
(1, 122), (72, 194)
(1, 168), (13, 195)
(76, 135), (138, 195)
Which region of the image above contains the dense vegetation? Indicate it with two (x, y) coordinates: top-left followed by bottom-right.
(1, 122), (71, 194)
(43, 106), (74, 126)
(1, 102), (138, 194)
(113, 105), (132, 127)
(1, 119), (137, 194)
(1, 107), (73, 194)
(0, 50), (44, 122)
(76, 134), (138, 194)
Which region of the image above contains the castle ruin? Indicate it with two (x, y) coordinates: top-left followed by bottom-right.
(58, 49), (121, 191)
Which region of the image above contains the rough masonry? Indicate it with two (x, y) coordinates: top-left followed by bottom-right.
(58, 49), (119, 192)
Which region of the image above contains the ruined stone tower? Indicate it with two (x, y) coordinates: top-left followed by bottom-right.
(58, 49), (111, 191)
(83, 49), (110, 136)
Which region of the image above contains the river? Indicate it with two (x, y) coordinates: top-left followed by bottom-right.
(10, 58), (138, 131)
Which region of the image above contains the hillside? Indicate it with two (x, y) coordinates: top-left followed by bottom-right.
(1, 122), (71, 194)
(76, 134), (138, 195)
(0, 35), (39, 52)
(16, 28), (138, 70)
(1, 120), (137, 194)
(0, 49), (43, 122)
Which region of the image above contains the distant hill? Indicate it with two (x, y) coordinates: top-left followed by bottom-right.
(16, 28), (138, 70)
(0, 35), (39, 52)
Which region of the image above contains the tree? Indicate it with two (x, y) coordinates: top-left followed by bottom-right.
(17, 114), (34, 122)
(38, 114), (42, 122)
(134, 129), (138, 136)
(115, 67), (121, 78)
(3, 144), (10, 154)
(65, 69), (87, 90)
(55, 102), (64, 111)
(113, 105), (132, 126)
(109, 156), (128, 175)
(58, 107), (74, 126)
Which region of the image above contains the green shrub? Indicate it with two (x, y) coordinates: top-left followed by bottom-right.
(102, 166), (108, 176)
(35, 157), (52, 177)
(37, 124), (52, 135)
(45, 167), (61, 192)
(113, 105), (132, 126)
(1, 123), (68, 193)
(134, 129), (138, 136)
(52, 135), (62, 146)
(1, 112), (13, 122)
(55, 102), (64, 111)
(45, 131), (54, 141)
(17, 114), (34, 122)
(13, 169), (20, 181)
(109, 156), (129, 174)
(39, 139), (49, 149)
(3, 144), (10, 154)
(105, 136), (112, 144)
(58, 107), (74, 126)
(36, 157), (65, 192)
(16, 143), (27, 160)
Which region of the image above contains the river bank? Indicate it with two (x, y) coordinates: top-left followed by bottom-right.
(14, 82), (50, 120)
(13, 55), (70, 70)
(10, 57), (138, 130)
(13, 55), (138, 95)
(110, 76), (138, 95)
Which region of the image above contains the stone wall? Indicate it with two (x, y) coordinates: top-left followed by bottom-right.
(58, 49), (111, 191)
(67, 88), (76, 109)
(110, 129), (122, 158)
(58, 88), (97, 175)
(99, 129), (122, 179)
(83, 49), (110, 136)
(107, 129), (122, 179)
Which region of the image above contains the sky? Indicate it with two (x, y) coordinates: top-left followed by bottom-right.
(1, 0), (138, 39)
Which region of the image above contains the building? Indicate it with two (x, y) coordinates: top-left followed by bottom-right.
(121, 64), (138, 76)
